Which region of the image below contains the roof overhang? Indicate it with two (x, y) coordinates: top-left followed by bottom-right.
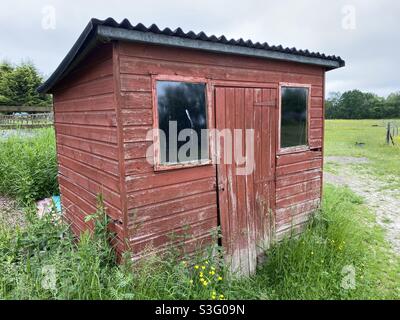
(38, 19), (345, 94)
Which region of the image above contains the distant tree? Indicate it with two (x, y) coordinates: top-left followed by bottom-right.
(325, 90), (397, 119)
(0, 61), (52, 108)
(325, 92), (341, 119)
(385, 92), (400, 118)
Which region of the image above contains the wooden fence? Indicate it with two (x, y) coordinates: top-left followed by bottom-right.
(0, 106), (53, 113)
(0, 113), (54, 129)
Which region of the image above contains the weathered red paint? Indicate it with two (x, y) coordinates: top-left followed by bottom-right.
(50, 39), (327, 273)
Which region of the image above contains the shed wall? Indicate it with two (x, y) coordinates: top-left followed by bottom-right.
(53, 43), (126, 252)
(117, 42), (325, 257)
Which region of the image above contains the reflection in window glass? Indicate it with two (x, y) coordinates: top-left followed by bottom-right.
(281, 87), (308, 148)
(156, 81), (208, 164)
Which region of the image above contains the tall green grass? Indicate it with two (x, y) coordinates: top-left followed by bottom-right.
(0, 128), (58, 203)
(1, 185), (398, 300)
(236, 184), (399, 300)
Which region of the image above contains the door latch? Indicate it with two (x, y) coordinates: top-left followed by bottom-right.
(213, 183), (225, 192)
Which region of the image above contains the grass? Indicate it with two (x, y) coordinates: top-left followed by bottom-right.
(0, 128), (58, 204)
(325, 119), (400, 188)
(1, 184), (398, 300)
(0, 123), (399, 300)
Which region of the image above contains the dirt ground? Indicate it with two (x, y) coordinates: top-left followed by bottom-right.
(0, 195), (25, 229)
(324, 156), (400, 255)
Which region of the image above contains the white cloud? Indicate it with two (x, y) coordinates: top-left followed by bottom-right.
(1, 0), (398, 96)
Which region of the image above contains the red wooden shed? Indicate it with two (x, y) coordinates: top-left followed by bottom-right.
(38, 18), (344, 275)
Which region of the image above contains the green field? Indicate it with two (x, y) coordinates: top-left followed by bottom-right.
(324, 119), (400, 188)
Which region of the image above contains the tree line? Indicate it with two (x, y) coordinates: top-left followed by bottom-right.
(326, 90), (400, 119)
(0, 61), (52, 108)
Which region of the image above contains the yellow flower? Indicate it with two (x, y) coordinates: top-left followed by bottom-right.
(218, 276), (223, 281)
(203, 281), (208, 286)
(199, 272), (204, 278)
(205, 261), (209, 265)
(212, 291), (217, 295)
(211, 267), (216, 271)
(211, 295), (216, 300)
(209, 271), (215, 275)
(194, 265), (199, 269)
(311, 251), (314, 255)
(189, 280), (193, 284)
(219, 294), (225, 300)
(201, 266), (206, 270)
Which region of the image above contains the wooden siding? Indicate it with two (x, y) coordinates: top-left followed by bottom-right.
(275, 92), (324, 240)
(118, 42), (325, 259)
(52, 39), (325, 262)
(53, 43), (126, 252)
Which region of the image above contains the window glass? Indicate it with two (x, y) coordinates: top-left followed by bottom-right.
(156, 81), (208, 164)
(281, 87), (309, 148)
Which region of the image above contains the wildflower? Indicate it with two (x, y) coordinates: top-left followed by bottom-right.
(209, 271), (215, 275)
(203, 281), (208, 286)
(194, 265), (199, 269)
(199, 272), (204, 278)
(201, 266), (206, 270)
(211, 295), (216, 300)
(218, 276), (223, 281)
(219, 294), (225, 300)
(211, 267), (216, 271)
(189, 280), (193, 285)
(311, 251), (314, 255)
(205, 261), (209, 265)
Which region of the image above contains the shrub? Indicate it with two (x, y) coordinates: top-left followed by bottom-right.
(0, 128), (58, 204)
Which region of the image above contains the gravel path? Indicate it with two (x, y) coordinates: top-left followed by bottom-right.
(324, 156), (400, 255)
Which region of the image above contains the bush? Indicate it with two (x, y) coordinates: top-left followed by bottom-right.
(0, 128), (58, 204)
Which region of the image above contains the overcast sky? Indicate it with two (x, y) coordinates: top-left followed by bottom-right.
(1, 0), (398, 97)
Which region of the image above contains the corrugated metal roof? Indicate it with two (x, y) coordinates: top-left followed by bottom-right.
(38, 18), (345, 93)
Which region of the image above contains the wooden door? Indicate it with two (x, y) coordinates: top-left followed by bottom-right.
(215, 86), (277, 276)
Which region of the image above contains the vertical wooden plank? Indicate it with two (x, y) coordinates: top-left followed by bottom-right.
(235, 88), (250, 276)
(253, 88), (263, 256)
(215, 87), (231, 255)
(245, 88), (256, 274)
(269, 88), (277, 246)
(225, 87), (240, 273)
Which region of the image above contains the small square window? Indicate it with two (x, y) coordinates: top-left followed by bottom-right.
(280, 86), (309, 149)
(156, 80), (209, 165)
